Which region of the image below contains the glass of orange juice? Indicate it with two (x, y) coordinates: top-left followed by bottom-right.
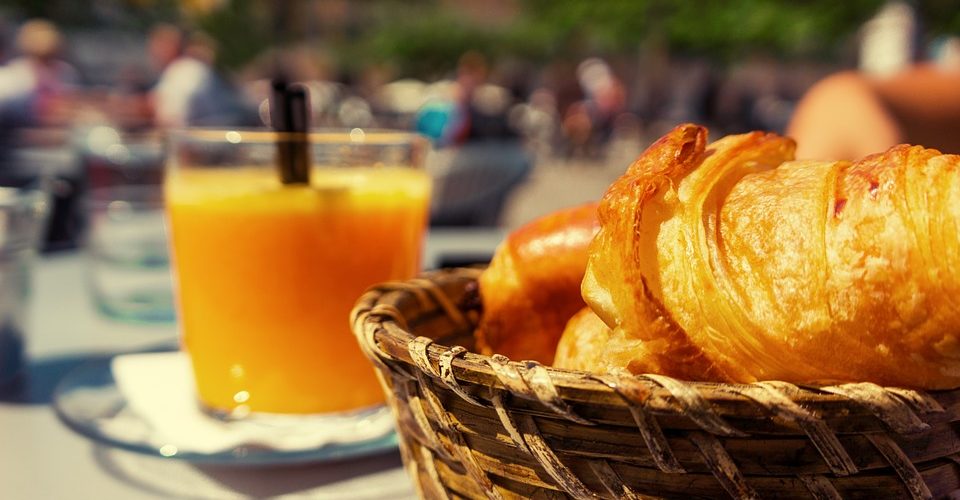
(164, 129), (430, 416)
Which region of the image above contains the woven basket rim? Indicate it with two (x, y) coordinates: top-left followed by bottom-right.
(351, 267), (960, 425)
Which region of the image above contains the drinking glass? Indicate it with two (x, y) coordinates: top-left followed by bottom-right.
(0, 187), (48, 386)
(165, 128), (430, 416)
(85, 185), (174, 323)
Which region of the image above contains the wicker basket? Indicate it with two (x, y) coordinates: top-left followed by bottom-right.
(351, 268), (960, 499)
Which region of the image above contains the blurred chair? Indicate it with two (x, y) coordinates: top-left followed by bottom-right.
(429, 140), (532, 227)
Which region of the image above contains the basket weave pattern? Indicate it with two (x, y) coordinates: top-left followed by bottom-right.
(351, 268), (960, 499)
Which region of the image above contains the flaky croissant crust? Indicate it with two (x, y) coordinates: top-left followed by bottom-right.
(575, 124), (960, 389)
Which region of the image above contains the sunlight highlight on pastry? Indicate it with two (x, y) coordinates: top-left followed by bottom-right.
(556, 124), (960, 389)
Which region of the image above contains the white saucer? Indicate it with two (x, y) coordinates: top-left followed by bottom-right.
(52, 350), (399, 466)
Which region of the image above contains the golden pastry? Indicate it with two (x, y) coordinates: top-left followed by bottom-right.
(476, 202), (599, 364)
(557, 123), (960, 389)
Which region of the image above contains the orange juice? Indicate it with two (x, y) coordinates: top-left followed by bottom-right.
(165, 166), (430, 414)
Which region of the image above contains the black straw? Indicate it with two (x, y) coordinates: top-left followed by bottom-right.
(270, 79), (311, 184)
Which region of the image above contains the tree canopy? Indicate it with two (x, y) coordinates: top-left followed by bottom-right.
(5, 0), (960, 75)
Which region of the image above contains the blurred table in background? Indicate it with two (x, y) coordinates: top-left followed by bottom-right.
(0, 227), (503, 499)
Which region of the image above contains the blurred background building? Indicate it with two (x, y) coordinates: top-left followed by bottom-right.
(0, 0), (959, 240)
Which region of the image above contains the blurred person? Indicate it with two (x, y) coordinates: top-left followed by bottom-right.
(467, 83), (515, 140)
(577, 58), (626, 141)
(713, 54), (781, 134)
(540, 60), (583, 125)
(859, 1), (917, 77)
(414, 51), (508, 146)
(786, 63), (960, 160)
(447, 51), (518, 144)
(149, 24), (202, 127)
(557, 58), (626, 157)
(0, 19), (77, 128)
(414, 80), (459, 145)
(149, 25), (252, 127)
(450, 50), (487, 143)
(415, 98), (457, 144)
(508, 88), (560, 157)
(561, 101), (593, 157)
(106, 64), (153, 130)
(425, 53), (532, 227)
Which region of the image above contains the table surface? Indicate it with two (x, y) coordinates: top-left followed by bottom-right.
(1, 228), (504, 500)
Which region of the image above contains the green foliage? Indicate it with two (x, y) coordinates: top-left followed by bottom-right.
(338, 0), (657, 77)
(659, 0), (886, 60)
(511, 0), (653, 54)
(509, 0), (899, 60)
(917, 0), (960, 37)
(344, 0), (960, 77)
(352, 12), (495, 78)
(191, 0), (270, 71)
(337, 0), (895, 74)
(8, 0), (960, 76)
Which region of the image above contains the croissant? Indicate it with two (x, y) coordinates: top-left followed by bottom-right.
(476, 202), (599, 364)
(556, 124), (960, 389)
(553, 307), (622, 373)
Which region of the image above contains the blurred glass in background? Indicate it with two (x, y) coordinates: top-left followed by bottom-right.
(85, 184), (172, 325)
(0, 186), (47, 387)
